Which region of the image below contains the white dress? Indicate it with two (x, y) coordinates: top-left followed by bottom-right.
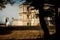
(6, 21), (10, 26)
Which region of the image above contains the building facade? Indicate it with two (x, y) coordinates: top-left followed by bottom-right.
(12, 4), (40, 26)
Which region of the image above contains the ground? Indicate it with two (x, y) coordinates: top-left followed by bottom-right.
(0, 25), (56, 39)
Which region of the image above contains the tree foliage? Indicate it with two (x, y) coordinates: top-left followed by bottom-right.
(0, 0), (24, 10)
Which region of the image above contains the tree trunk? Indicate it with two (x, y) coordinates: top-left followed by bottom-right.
(39, 3), (50, 39)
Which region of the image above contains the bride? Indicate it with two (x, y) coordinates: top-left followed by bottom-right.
(5, 17), (10, 26)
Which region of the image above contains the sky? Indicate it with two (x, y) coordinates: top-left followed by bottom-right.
(0, 0), (25, 23)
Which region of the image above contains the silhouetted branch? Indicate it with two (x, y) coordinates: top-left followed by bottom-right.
(0, 0), (24, 10)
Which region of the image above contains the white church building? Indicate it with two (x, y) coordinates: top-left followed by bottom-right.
(12, 4), (40, 26)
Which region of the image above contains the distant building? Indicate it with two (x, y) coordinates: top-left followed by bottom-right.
(12, 4), (40, 26)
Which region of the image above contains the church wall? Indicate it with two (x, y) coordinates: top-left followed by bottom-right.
(12, 4), (40, 26)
